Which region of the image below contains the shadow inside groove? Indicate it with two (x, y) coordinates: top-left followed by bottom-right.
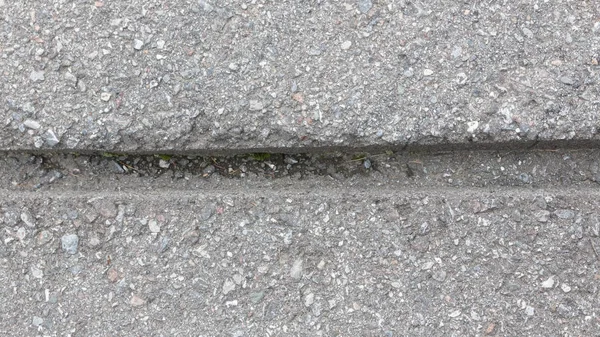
(0, 138), (599, 157)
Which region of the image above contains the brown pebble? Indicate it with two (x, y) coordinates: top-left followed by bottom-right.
(107, 268), (119, 283)
(130, 295), (146, 307)
(485, 322), (496, 335)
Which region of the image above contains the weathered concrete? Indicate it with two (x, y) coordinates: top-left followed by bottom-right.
(2, 1), (599, 153)
(1, 149), (600, 336)
(1, 186), (600, 336)
(2, 1), (600, 336)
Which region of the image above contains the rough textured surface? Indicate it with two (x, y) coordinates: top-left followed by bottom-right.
(1, 149), (600, 336)
(3, 148), (600, 192)
(2, 0), (600, 335)
(2, 1), (600, 152)
(1, 188), (600, 336)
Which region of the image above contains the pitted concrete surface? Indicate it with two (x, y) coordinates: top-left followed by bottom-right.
(2, 1), (600, 152)
(1, 149), (600, 336)
(2, 1), (600, 336)
(2, 187), (600, 336)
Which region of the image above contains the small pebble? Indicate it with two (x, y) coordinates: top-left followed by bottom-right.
(467, 121), (479, 133)
(61, 234), (79, 255)
(341, 40), (352, 50)
(30, 70), (45, 82)
(37, 230), (52, 245)
(304, 293), (315, 307)
(518, 173), (531, 184)
(451, 46), (462, 58)
(64, 72), (77, 85)
(249, 291), (265, 304)
(423, 69), (434, 76)
(593, 21), (600, 35)
(560, 76), (574, 86)
(31, 266), (44, 279)
(23, 119), (41, 130)
(203, 165), (215, 175)
(148, 220), (161, 233)
(20, 210), (36, 228)
(522, 27), (534, 39)
(133, 39), (144, 50)
(130, 295), (146, 307)
(158, 159), (170, 169)
(525, 306), (534, 316)
(233, 274), (244, 285)
(421, 261), (434, 270)
(317, 260), (326, 269)
(284, 156), (298, 165)
(565, 33), (573, 43)
(222, 279), (236, 295)
(107, 268), (119, 283)
(448, 310), (461, 318)
(541, 276), (555, 288)
(561, 283), (572, 293)
(110, 161), (125, 174)
(16, 227), (27, 241)
(534, 210), (550, 223)
(32, 316), (44, 326)
(554, 209), (574, 219)
(433, 270), (447, 282)
(357, 0), (372, 14)
(248, 100), (263, 111)
(100, 92), (111, 102)
(290, 259), (303, 280)
(43, 129), (60, 147)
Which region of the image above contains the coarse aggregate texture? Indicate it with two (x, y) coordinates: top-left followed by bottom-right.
(1, 148), (600, 336)
(3, 0), (600, 335)
(1, 0), (600, 152)
(2, 188), (600, 336)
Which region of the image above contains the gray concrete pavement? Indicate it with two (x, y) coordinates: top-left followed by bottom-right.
(2, 0), (600, 153)
(1, 149), (600, 336)
(2, 186), (600, 336)
(2, 0), (600, 336)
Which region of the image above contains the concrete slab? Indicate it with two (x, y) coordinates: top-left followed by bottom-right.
(2, 148), (600, 335)
(2, 186), (600, 336)
(2, 1), (599, 153)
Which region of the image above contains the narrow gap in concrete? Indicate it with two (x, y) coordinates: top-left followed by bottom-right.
(3, 147), (600, 192)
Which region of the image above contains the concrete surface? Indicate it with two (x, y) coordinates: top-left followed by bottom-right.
(2, 0), (600, 152)
(2, 188), (600, 336)
(2, 1), (600, 336)
(2, 149), (600, 336)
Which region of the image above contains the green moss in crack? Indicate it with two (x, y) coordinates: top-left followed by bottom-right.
(101, 152), (119, 158)
(154, 154), (172, 161)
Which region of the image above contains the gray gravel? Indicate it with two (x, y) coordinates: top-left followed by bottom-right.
(1, 1), (599, 152)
